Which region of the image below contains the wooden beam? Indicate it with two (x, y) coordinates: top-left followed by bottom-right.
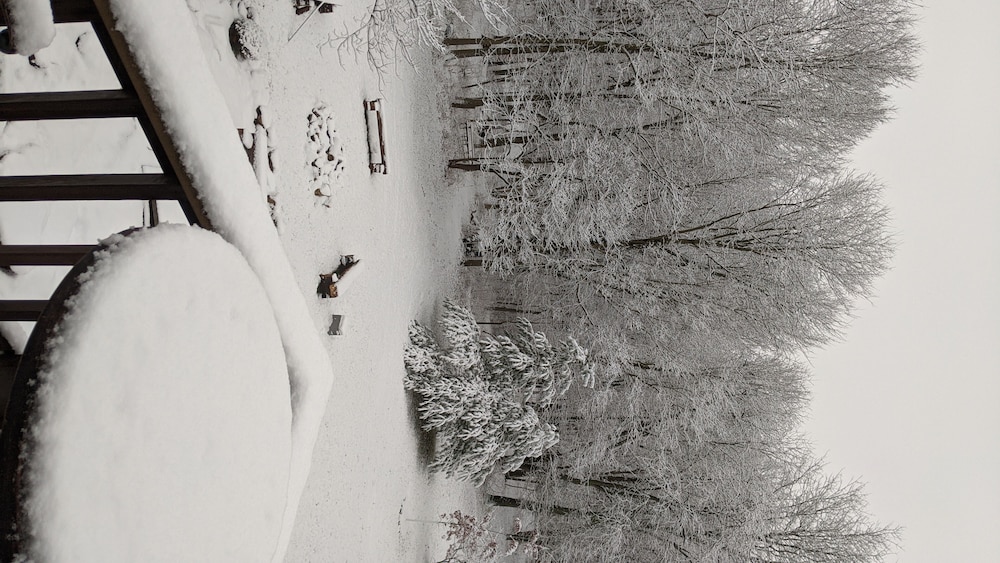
(0, 90), (141, 121)
(51, 0), (99, 22)
(0, 174), (185, 201)
(1, 1), (96, 25)
(0, 245), (95, 266)
(0, 301), (47, 322)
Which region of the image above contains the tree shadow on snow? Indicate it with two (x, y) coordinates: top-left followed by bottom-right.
(404, 389), (437, 467)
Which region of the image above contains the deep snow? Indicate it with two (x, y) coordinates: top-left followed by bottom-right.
(24, 226), (291, 562)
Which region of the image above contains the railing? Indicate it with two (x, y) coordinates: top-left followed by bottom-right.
(0, 0), (212, 327)
(0, 1), (224, 554)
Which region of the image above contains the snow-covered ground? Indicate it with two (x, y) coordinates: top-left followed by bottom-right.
(255, 5), (484, 561)
(0, 1), (484, 560)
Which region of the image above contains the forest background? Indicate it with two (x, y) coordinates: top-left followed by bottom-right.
(397, 0), (999, 560)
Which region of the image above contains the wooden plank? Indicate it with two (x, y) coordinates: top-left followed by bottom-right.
(51, 0), (99, 22)
(0, 90), (141, 121)
(88, 9), (133, 96)
(0, 174), (185, 201)
(0, 245), (95, 266)
(0, 301), (47, 322)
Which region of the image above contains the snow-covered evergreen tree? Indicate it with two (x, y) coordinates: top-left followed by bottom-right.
(403, 300), (593, 485)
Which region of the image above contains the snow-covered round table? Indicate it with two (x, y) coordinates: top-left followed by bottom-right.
(0, 225), (291, 562)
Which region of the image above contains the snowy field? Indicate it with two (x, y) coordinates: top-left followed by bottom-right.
(0, 1), (484, 560)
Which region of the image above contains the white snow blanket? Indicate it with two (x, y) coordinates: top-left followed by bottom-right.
(104, 1), (335, 559)
(23, 225), (290, 562)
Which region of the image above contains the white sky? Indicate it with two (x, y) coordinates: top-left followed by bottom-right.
(803, 1), (1000, 561)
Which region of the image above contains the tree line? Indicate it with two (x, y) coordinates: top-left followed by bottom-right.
(442, 0), (916, 561)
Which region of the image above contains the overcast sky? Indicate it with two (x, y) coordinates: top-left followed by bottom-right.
(803, 1), (1000, 561)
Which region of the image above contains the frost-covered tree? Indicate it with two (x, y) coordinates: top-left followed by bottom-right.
(403, 300), (593, 485)
(443, 1), (913, 558)
(452, 1), (912, 353)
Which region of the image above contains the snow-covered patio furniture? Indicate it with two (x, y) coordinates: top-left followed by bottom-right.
(328, 314), (344, 335)
(294, 0), (335, 15)
(364, 98), (388, 174)
(0, 226), (291, 561)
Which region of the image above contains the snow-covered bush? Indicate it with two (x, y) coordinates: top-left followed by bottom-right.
(436, 510), (544, 563)
(229, 17), (266, 61)
(403, 300), (593, 485)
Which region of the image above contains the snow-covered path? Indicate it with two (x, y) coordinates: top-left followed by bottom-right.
(259, 11), (481, 560)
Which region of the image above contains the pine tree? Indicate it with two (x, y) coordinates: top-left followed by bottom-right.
(403, 300), (593, 485)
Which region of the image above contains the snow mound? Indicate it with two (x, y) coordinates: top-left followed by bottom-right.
(23, 225), (291, 563)
(1, 0), (55, 55)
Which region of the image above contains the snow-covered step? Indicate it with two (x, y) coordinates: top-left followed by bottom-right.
(0, 90), (141, 120)
(0, 174), (184, 201)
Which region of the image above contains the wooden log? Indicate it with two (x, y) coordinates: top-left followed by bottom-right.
(0, 174), (184, 201)
(0, 90), (141, 121)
